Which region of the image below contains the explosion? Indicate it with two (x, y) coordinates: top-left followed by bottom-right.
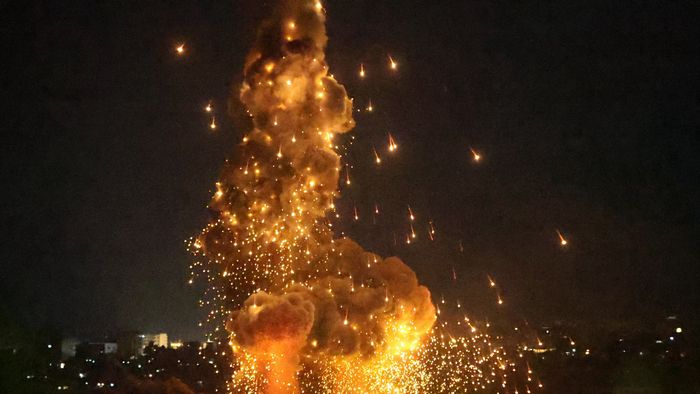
(189, 1), (537, 392)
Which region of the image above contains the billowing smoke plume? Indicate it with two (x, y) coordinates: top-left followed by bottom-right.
(191, 0), (435, 392)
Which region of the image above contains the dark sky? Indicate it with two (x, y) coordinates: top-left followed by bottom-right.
(1, 1), (698, 340)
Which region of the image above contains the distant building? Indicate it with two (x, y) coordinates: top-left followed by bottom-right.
(117, 331), (142, 358)
(60, 337), (81, 360)
(140, 333), (168, 353)
(104, 342), (118, 354)
(75, 341), (118, 359)
(170, 340), (183, 349)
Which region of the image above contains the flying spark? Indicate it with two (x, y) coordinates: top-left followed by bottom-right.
(488, 274), (497, 288)
(557, 230), (568, 246)
(389, 55), (398, 70)
(470, 147), (481, 162)
(373, 146), (381, 164)
(388, 133), (398, 152)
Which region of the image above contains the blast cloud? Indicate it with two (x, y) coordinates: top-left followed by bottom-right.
(193, 1), (436, 392)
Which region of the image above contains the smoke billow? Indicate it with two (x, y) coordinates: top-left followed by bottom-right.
(191, 1), (435, 392)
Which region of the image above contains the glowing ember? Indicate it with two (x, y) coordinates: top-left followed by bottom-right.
(389, 55), (398, 70)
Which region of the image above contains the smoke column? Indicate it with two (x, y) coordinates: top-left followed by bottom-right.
(190, 0), (436, 392)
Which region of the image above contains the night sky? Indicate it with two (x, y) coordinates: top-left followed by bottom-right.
(2, 1), (698, 340)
